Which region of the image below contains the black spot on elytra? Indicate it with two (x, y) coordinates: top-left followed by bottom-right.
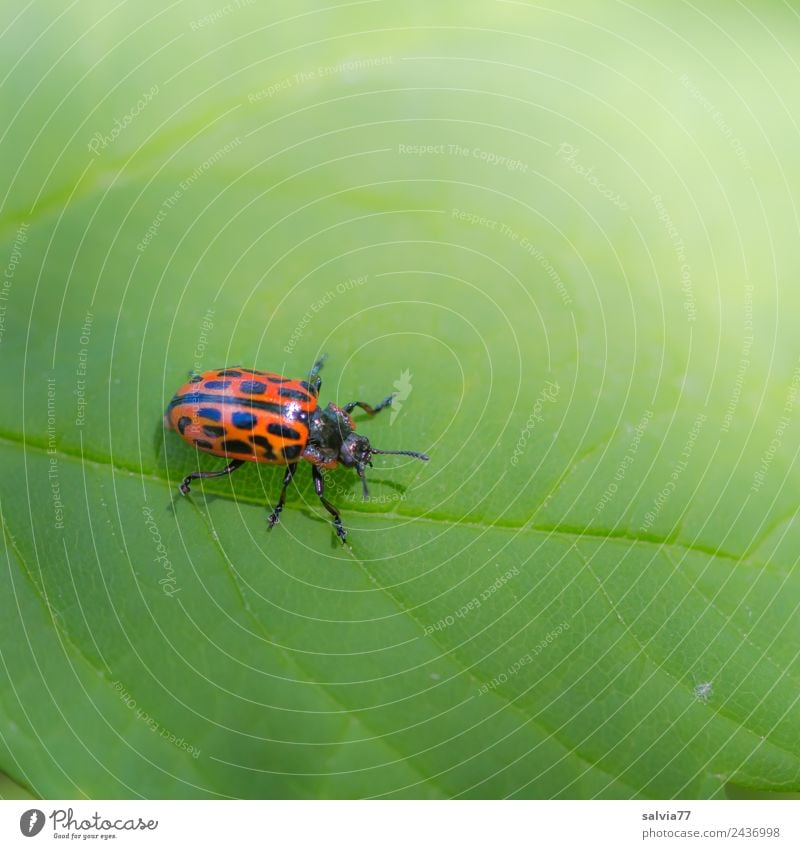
(267, 375), (289, 383)
(217, 369), (243, 377)
(267, 423), (301, 440)
(235, 367), (266, 375)
(232, 411), (258, 429)
(177, 416), (192, 435)
(198, 407), (221, 421)
(250, 434), (276, 459)
(300, 380), (312, 392)
(203, 425), (225, 438)
(239, 380), (267, 394)
(194, 439), (214, 450)
(204, 380), (231, 390)
(278, 387), (311, 401)
(221, 439), (256, 456)
(283, 445), (303, 461)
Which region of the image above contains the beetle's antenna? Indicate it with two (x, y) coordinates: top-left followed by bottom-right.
(371, 449), (430, 461)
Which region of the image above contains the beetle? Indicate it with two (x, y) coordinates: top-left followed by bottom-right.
(164, 355), (428, 543)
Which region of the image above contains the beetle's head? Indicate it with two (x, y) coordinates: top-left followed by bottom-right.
(339, 432), (429, 499)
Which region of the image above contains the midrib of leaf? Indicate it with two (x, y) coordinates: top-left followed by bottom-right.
(0, 431), (748, 565)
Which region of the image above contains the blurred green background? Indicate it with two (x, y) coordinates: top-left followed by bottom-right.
(1, 0), (799, 799)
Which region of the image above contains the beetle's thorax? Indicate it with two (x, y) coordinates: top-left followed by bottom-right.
(306, 403), (357, 462)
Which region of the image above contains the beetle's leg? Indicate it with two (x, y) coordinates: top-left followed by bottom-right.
(179, 459), (244, 495)
(267, 463), (298, 530)
(312, 465), (347, 543)
(307, 353), (328, 396)
(343, 394), (395, 416)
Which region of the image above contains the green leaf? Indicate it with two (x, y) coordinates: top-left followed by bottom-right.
(2, 0), (799, 799)
(0, 771), (36, 801)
